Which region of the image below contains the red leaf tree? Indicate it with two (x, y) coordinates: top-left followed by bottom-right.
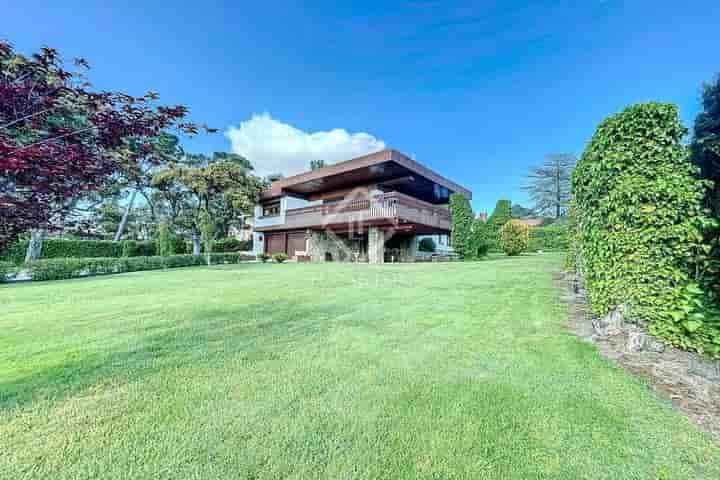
(0, 41), (205, 250)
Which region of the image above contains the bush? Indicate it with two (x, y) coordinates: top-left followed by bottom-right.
(213, 238), (252, 252)
(121, 240), (137, 257)
(28, 253), (256, 281)
(0, 261), (16, 282)
(156, 223), (174, 257)
(272, 253), (288, 263)
(486, 200), (512, 250)
(449, 193), (473, 257)
(571, 102), (720, 356)
(528, 224), (569, 251)
(418, 237), (436, 253)
(0, 238), (158, 264)
(465, 219), (492, 259)
(500, 220), (529, 256)
(259, 253), (271, 263)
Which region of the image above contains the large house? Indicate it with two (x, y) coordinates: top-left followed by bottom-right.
(252, 149), (471, 263)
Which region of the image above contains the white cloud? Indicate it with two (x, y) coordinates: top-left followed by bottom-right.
(225, 113), (386, 176)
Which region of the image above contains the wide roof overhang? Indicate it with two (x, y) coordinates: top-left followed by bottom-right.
(259, 149), (471, 205)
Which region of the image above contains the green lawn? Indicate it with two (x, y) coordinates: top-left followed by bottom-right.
(1, 255), (718, 479)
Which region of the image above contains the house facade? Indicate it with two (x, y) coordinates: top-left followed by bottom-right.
(252, 149), (471, 263)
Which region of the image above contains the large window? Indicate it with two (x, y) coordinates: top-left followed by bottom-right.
(262, 202), (280, 217)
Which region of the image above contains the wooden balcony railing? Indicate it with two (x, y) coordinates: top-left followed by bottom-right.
(281, 191), (450, 230)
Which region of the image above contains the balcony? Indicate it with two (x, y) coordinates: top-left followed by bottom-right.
(270, 191), (451, 232)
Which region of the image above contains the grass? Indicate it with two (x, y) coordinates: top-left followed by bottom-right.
(1, 254), (718, 479)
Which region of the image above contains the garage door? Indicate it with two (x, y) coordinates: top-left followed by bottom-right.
(265, 233), (285, 254)
(287, 233), (307, 257)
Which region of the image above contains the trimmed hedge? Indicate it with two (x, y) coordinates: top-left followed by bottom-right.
(570, 102), (720, 356)
(28, 253), (256, 281)
(528, 224), (569, 251)
(213, 238), (252, 252)
(0, 239), (157, 264)
(0, 261), (16, 283)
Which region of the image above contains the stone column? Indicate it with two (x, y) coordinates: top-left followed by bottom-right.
(368, 227), (385, 264)
(308, 231), (327, 262)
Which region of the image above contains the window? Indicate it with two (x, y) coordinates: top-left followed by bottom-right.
(262, 202), (280, 217)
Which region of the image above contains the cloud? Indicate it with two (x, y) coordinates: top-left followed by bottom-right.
(225, 113), (386, 176)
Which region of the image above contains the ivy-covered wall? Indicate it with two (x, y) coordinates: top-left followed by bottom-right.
(570, 102), (720, 356)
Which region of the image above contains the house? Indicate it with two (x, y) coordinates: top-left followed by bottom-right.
(516, 218), (544, 227)
(252, 149), (471, 263)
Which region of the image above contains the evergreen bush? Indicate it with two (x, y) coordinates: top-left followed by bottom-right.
(418, 238), (436, 253)
(449, 193), (473, 257)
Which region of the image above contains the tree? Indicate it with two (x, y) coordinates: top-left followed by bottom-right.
(524, 154), (576, 218)
(310, 159), (326, 170)
(152, 158), (263, 255)
(0, 41), (207, 255)
(485, 200), (512, 250)
(691, 73), (720, 216)
(449, 193), (473, 257)
(511, 203), (534, 218)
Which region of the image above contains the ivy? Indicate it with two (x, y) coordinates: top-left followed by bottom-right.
(449, 193), (473, 258)
(570, 102), (720, 356)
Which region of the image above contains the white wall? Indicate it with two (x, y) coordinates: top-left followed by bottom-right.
(253, 195), (322, 254)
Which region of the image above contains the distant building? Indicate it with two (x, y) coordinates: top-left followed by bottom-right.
(476, 212), (488, 222)
(516, 218), (544, 227)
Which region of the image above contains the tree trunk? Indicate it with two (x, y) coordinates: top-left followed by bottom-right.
(24, 228), (46, 263)
(113, 190), (137, 242)
(192, 234), (202, 255)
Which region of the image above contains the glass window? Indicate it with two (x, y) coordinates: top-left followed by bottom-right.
(262, 202), (280, 217)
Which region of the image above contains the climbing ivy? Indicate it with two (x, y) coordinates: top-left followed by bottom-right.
(570, 102), (720, 356)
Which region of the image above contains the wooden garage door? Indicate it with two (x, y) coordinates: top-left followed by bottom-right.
(286, 232), (307, 257)
(265, 233), (285, 254)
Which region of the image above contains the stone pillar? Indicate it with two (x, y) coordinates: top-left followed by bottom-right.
(368, 227), (385, 264)
(308, 231), (327, 262)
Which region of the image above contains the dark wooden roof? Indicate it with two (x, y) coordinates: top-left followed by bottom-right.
(260, 149), (471, 204)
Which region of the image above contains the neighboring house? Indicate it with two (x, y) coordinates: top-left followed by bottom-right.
(253, 149), (472, 263)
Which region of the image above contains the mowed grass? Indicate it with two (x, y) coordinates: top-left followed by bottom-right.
(1, 255), (718, 479)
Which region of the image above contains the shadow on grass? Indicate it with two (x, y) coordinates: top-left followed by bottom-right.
(0, 299), (353, 413)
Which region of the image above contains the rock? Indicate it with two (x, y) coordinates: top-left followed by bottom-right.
(626, 328), (665, 353)
(592, 304), (627, 336)
(688, 358), (720, 381)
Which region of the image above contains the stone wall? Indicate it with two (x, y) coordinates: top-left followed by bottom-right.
(308, 231), (360, 262)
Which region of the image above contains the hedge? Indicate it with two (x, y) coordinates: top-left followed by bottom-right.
(528, 224), (569, 251)
(0, 239), (157, 264)
(570, 102), (720, 356)
(0, 261), (16, 283)
(213, 238), (252, 252)
(28, 253), (256, 281)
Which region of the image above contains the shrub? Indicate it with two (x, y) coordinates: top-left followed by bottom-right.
(528, 224), (569, 251)
(418, 237), (436, 253)
(28, 253), (255, 281)
(500, 220), (529, 256)
(0, 261), (16, 282)
(486, 200), (512, 250)
(449, 193), (473, 257)
(213, 238), (252, 252)
(0, 238), (158, 263)
(571, 102), (720, 356)
(156, 223), (174, 257)
(465, 219), (492, 259)
(272, 253), (288, 263)
(121, 240), (137, 257)
(259, 253), (271, 263)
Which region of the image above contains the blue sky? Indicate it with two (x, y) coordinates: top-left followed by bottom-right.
(3, 1), (719, 213)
